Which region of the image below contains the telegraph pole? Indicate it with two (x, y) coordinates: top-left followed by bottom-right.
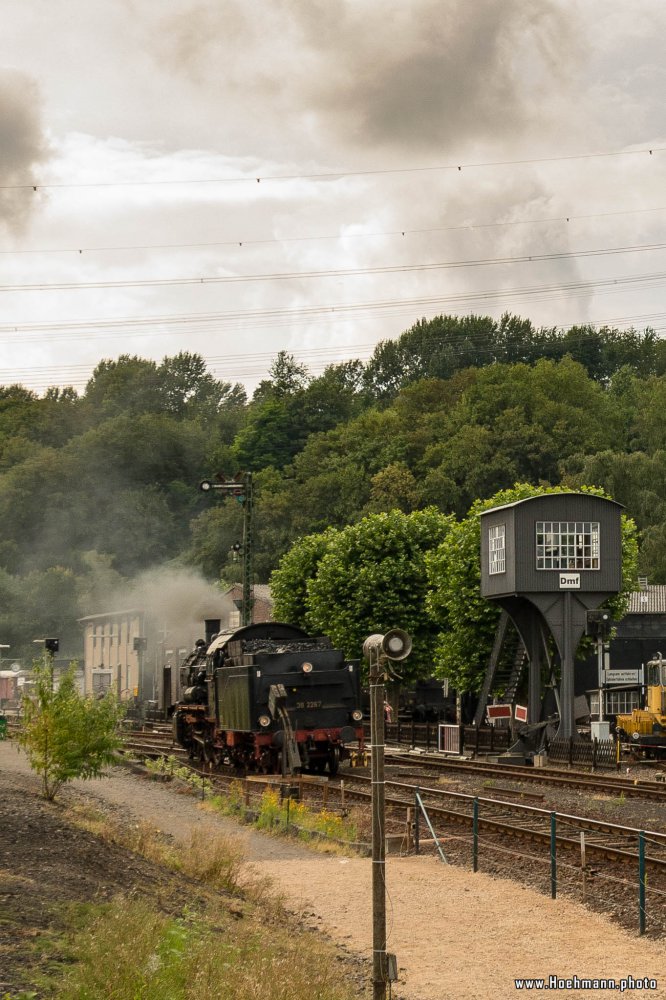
(362, 630), (412, 1000)
(200, 472), (254, 626)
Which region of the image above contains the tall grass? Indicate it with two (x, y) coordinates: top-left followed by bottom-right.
(57, 804), (364, 1000)
(52, 897), (360, 1000)
(71, 806), (245, 895)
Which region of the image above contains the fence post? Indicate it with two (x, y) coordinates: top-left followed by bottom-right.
(639, 831), (646, 936)
(397, 717), (402, 744)
(568, 737), (574, 768)
(490, 726), (494, 753)
(473, 797), (479, 873)
(550, 812), (557, 898)
(411, 719), (416, 748)
(426, 722), (431, 751)
(414, 787), (420, 854)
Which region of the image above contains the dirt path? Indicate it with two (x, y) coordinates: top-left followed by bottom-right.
(2, 742), (664, 1000)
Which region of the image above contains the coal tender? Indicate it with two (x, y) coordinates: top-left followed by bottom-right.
(173, 622), (364, 775)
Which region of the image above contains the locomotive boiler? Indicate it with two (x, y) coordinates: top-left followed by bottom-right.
(172, 622), (364, 775)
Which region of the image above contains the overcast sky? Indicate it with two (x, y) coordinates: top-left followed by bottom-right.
(1, 0), (664, 397)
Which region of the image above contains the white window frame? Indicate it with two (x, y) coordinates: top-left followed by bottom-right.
(536, 521), (600, 571)
(489, 524), (506, 575)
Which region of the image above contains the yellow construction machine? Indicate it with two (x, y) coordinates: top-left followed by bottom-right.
(615, 654), (666, 757)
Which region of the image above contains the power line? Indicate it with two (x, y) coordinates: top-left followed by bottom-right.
(3, 145), (663, 191)
(1, 270), (665, 348)
(2, 242), (666, 294)
(2, 205), (666, 257)
(4, 320), (666, 393)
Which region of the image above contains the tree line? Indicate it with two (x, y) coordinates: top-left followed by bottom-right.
(0, 313), (662, 666)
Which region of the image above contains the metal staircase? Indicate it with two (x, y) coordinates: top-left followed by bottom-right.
(473, 611), (527, 727)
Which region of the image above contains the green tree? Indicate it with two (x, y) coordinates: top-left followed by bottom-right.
(157, 351), (245, 421)
(270, 527), (340, 628)
(186, 503), (244, 581)
(19, 660), (124, 801)
(363, 461), (420, 514)
(426, 483), (639, 693)
(301, 508), (453, 680)
(83, 355), (162, 420)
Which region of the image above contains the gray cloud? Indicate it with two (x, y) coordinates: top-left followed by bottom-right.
(147, 0), (579, 157)
(0, 69), (50, 232)
(306, 0), (579, 153)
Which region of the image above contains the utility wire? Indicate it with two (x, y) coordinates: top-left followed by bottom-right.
(3, 144), (663, 190)
(2, 243), (666, 294)
(3, 319), (665, 392)
(2, 205), (666, 257)
(1, 272), (665, 349)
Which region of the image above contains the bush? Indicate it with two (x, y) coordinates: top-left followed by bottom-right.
(19, 660), (125, 800)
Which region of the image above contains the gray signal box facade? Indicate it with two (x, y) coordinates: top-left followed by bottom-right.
(480, 493), (623, 739)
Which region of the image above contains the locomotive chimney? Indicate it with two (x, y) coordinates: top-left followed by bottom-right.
(204, 619), (221, 645)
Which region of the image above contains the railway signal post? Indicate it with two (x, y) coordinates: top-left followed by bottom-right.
(363, 629), (412, 1000)
(199, 472), (254, 626)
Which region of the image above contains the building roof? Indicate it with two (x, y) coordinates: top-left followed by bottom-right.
(626, 585), (666, 614)
(479, 492), (624, 516)
(223, 584), (272, 603)
(78, 609), (143, 623)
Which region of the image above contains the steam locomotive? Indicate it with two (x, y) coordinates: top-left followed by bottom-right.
(172, 622), (364, 775)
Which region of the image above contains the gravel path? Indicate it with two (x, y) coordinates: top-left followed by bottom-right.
(2, 742), (665, 1000)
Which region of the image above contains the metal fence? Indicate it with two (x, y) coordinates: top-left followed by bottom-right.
(546, 736), (617, 770)
(380, 720), (512, 755)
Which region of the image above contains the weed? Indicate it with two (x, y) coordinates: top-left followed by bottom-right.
(251, 788), (359, 847)
(50, 896), (358, 1000)
(144, 755), (212, 796)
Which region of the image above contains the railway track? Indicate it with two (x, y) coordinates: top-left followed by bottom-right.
(102, 729), (666, 933)
(114, 731), (666, 870)
(384, 745), (666, 801)
(336, 770), (666, 872)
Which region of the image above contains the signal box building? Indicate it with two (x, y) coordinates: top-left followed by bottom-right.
(480, 493), (623, 739)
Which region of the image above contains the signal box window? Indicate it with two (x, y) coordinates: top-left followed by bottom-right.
(489, 524), (506, 575)
(536, 521), (600, 570)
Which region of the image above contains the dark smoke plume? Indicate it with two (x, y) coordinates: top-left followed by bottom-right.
(0, 68), (50, 232)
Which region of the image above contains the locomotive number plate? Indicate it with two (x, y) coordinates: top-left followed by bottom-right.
(296, 700), (323, 709)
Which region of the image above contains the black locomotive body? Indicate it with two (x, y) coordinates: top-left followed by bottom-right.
(173, 622), (364, 775)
